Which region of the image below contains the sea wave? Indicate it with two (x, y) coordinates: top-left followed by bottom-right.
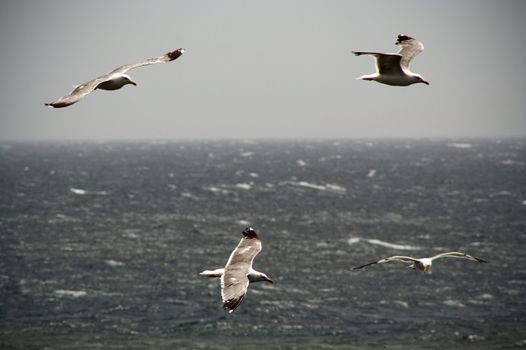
(348, 237), (421, 250)
(281, 181), (347, 194)
(54, 290), (87, 298)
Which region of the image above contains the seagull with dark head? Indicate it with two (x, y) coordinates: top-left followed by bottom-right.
(353, 251), (487, 273)
(46, 48), (184, 108)
(200, 226), (273, 313)
(352, 34), (429, 86)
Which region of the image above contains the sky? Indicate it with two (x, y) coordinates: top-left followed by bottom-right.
(1, 0), (525, 140)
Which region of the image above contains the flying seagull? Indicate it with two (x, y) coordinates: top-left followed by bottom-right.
(45, 48), (184, 108)
(352, 34), (429, 86)
(353, 252), (487, 273)
(200, 226), (273, 313)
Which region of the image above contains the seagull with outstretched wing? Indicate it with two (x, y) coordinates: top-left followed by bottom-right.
(352, 34), (429, 86)
(46, 48), (184, 108)
(200, 226), (273, 313)
(353, 252), (487, 273)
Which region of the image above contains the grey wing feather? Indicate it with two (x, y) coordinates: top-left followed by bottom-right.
(220, 235), (262, 312)
(110, 48), (184, 74)
(353, 255), (418, 270)
(353, 51), (403, 75)
(396, 38), (424, 70)
(45, 75), (111, 108)
(430, 252), (487, 263)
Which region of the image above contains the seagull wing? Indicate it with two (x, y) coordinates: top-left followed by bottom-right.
(353, 255), (419, 270)
(429, 252), (487, 263)
(353, 51), (403, 75)
(220, 228), (262, 313)
(110, 48), (184, 74)
(395, 34), (424, 70)
(45, 75), (111, 108)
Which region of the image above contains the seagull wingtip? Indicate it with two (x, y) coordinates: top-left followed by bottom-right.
(167, 48), (185, 61)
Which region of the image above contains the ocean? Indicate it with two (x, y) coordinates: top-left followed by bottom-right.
(1, 139), (525, 349)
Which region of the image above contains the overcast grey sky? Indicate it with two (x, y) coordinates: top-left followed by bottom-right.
(1, 1), (525, 140)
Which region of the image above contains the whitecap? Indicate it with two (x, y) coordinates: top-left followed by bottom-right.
(288, 181), (347, 194)
(325, 184), (347, 193)
(443, 299), (465, 307)
(365, 238), (421, 251)
(204, 186), (231, 195)
(240, 151), (254, 157)
(105, 260), (125, 267)
(448, 143), (473, 149)
(54, 290), (87, 298)
(367, 169), (376, 178)
(347, 237), (361, 245)
(237, 220), (251, 226)
(476, 293), (494, 300)
(70, 187), (87, 195)
(70, 187), (107, 195)
(181, 191), (199, 200)
(296, 160), (307, 167)
(235, 183), (252, 190)
(501, 159), (524, 166)
(394, 300), (409, 308)
(249, 172), (259, 178)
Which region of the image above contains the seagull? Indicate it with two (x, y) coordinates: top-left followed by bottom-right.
(45, 48), (184, 108)
(200, 226), (273, 313)
(353, 252), (487, 273)
(352, 34), (429, 86)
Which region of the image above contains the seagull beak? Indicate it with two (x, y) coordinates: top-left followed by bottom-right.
(423, 80), (430, 85)
(130, 80), (138, 86)
(266, 276), (274, 284)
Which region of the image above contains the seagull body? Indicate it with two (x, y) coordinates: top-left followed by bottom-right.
(46, 48), (184, 108)
(353, 252), (487, 273)
(200, 227), (273, 313)
(353, 34), (429, 86)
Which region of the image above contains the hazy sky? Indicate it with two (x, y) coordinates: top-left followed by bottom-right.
(1, 1), (525, 140)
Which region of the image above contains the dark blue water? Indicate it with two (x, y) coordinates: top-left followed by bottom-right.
(1, 140), (525, 349)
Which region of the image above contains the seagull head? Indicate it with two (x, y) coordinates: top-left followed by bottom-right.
(261, 273), (274, 284)
(123, 74), (138, 86)
(412, 74), (429, 85)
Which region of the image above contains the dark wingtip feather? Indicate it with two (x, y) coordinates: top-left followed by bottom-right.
(396, 34), (414, 45)
(166, 48), (185, 61)
(242, 226), (259, 239)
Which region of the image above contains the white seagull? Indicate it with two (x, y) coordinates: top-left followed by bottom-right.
(353, 252), (487, 273)
(352, 34), (429, 86)
(46, 48), (184, 108)
(200, 226), (273, 313)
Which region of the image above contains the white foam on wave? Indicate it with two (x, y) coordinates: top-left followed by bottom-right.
(347, 237), (361, 245)
(70, 187), (108, 195)
(448, 143), (473, 149)
(105, 260), (125, 267)
(366, 239), (421, 250)
(240, 151), (254, 158)
(204, 186), (232, 195)
(443, 299), (465, 307)
(70, 187), (87, 195)
(501, 159), (524, 166)
(347, 237), (421, 250)
(54, 289), (87, 298)
(235, 183), (252, 190)
(283, 181), (347, 194)
(296, 160), (307, 167)
(367, 169), (376, 178)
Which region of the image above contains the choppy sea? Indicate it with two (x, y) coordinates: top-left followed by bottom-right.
(1, 139), (525, 349)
